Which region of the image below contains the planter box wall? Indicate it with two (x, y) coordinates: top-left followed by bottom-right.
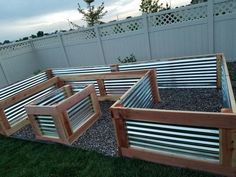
(25, 84), (101, 145)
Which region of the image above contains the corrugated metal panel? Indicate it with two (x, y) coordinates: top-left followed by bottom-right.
(120, 75), (154, 108)
(126, 120), (219, 161)
(67, 96), (95, 132)
(66, 80), (100, 95)
(52, 66), (110, 76)
(104, 78), (139, 96)
(35, 115), (59, 138)
(4, 86), (56, 126)
(221, 63), (231, 108)
(0, 72), (48, 100)
(119, 56), (217, 88)
(35, 88), (65, 106)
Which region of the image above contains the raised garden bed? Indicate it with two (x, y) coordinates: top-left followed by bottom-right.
(1, 54), (236, 177)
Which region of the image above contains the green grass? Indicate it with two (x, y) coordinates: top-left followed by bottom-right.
(0, 136), (218, 177)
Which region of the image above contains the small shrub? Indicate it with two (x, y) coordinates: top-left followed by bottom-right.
(117, 54), (137, 63)
(33, 69), (41, 75)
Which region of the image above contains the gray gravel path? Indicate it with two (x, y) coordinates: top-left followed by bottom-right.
(11, 89), (223, 157)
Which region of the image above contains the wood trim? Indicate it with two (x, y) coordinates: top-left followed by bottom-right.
(5, 119), (29, 136)
(27, 114), (42, 137)
(98, 95), (121, 101)
(59, 70), (148, 81)
(111, 108), (129, 155)
(216, 54), (222, 89)
(68, 113), (100, 143)
(222, 55), (236, 113)
(220, 129), (233, 167)
(56, 84), (95, 112)
(63, 85), (73, 98)
(46, 69), (53, 79)
(0, 77), (59, 109)
(148, 69), (161, 103)
(121, 147), (236, 177)
(0, 109), (11, 130)
(115, 107), (236, 129)
(96, 79), (106, 96)
(25, 105), (56, 115)
(110, 64), (120, 72)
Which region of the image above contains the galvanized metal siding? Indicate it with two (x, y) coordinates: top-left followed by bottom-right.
(67, 95), (95, 132)
(52, 66), (110, 76)
(0, 72), (48, 100)
(120, 75), (154, 108)
(4, 86), (56, 126)
(221, 62), (231, 108)
(35, 115), (59, 138)
(119, 56), (217, 88)
(104, 78), (139, 96)
(126, 120), (219, 161)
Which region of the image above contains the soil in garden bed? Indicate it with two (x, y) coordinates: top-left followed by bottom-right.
(153, 88), (222, 112)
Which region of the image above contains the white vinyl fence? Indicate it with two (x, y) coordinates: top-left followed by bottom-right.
(0, 0), (236, 87)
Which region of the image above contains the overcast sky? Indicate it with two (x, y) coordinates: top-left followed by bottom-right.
(0, 0), (190, 42)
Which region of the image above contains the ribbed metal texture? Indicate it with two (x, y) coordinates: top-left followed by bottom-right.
(67, 96), (95, 132)
(66, 81), (100, 95)
(126, 120), (219, 161)
(221, 63), (231, 108)
(52, 66), (110, 76)
(120, 75), (153, 108)
(119, 56), (217, 88)
(35, 88), (65, 106)
(0, 72), (48, 100)
(104, 78), (139, 95)
(35, 115), (59, 137)
(4, 86), (56, 126)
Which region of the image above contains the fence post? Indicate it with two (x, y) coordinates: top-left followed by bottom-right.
(57, 32), (71, 67)
(0, 61), (9, 85)
(95, 25), (107, 65)
(143, 13), (152, 60)
(208, 0), (214, 53)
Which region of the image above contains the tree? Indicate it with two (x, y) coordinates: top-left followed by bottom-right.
(191, 0), (207, 4)
(139, 0), (166, 13)
(3, 40), (10, 44)
(37, 31), (44, 37)
(77, 0), (107, 27)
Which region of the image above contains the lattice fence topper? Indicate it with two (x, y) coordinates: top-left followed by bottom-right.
(99, 18), (144, 37)
(62, 28), (96, 45)
(0, 41), (32, 57)
(214, 0), (236, 16)
(33, 35), (60, 49)
(149, 3), (207, 28)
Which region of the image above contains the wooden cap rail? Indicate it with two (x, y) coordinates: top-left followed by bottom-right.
(25, 84), (101, 145)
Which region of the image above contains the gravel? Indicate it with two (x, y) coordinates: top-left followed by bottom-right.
(154, 88), (222, 112)
(11, 89), (223, 157)
(72, 101), (117, 156)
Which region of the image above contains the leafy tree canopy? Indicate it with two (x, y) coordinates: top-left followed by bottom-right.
(139, 0), (170, 13)
(78, 0), (107, 27)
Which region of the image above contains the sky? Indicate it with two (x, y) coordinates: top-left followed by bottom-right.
(0, 0), (191, 42)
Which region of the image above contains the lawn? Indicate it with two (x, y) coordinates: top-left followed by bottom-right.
(0, 136), (219, 177)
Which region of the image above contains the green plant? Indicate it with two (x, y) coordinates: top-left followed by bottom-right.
(33, 69), (41, 75)
(117, 54), (137, 63)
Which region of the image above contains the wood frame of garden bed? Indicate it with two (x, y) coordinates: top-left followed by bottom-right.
(110, 54), (236, 177)
(25, 84), (101, 145)
(0, 70), (157, 136)
(0, 53), (235, 176)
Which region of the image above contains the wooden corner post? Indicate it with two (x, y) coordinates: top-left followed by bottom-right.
(148, 69), (161, 103)
(216, 54), (222, 89)
(110, 105), (129, 156)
